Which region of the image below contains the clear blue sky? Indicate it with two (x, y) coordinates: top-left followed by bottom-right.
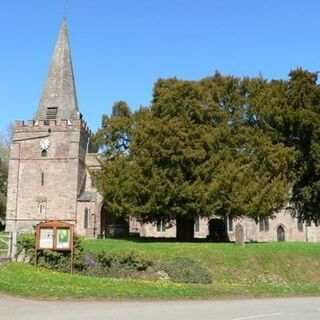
(1, 0), (320, 133)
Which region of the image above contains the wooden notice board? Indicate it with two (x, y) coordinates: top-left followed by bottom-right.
(34, 220), (74, 272)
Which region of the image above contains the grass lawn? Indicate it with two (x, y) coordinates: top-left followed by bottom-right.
(0, 240), (320, 299)
(82, 239), (320, 285)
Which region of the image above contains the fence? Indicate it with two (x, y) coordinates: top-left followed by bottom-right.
(0, 232), (12, 261)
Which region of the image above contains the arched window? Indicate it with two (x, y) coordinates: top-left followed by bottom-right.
(277, 225), (285, 241)
(41, 150), (47, 157)
(194, 217), (200, 232)
(84, 208), (89, 229)
(157, 219), (166, 232)
(227, 216), (233, 232)
(259, 217), (269, 232)
(41, 172), (44, 186)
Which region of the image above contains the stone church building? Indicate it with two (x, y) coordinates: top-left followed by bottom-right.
(5, 20), (320, 242)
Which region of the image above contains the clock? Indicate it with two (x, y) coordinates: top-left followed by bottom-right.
(39, 138), (50, 151)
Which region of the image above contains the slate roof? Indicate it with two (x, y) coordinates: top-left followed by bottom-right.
(78, 191), (96, 202)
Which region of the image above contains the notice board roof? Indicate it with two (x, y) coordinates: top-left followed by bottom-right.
(35, 220), (73, 228)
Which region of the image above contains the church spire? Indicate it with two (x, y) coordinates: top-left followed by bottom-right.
(36, 19), (80, 121)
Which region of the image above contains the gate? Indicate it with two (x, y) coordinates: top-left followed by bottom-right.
(0, 233), (12, 261)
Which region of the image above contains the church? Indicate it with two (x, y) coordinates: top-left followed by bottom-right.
(5, 20), (320, 242)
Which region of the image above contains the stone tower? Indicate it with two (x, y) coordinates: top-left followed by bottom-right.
(5, 20), (96, 235)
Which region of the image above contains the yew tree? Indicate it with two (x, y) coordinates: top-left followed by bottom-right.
(95, 74), (294, 240)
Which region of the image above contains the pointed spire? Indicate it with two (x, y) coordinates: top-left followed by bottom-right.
(36, 19), (80, 121)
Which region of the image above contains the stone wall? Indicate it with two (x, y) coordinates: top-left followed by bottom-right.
(130, 210), (320, 243)
(5, 119), (91, 234)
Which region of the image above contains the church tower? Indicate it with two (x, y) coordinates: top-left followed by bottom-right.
(5, 20), (96, 235)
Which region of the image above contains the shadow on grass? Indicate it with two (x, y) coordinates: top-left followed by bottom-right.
(96, 235), (274, 245)
(99, 235), (235, 244)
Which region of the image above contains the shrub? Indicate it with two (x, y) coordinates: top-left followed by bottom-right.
(165, 257), (212, 284)
(17, 232), (35, 261)
(117, 249), (152, 271)
(96, 250), (113, 268)
(37, 249), (70, 272)
(96, 249), (152, 271)
(73, 235), (86, 271)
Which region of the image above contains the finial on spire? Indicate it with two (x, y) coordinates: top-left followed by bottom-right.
(63, 0), (68, 20)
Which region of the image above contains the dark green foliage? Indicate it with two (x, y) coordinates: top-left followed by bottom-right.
(94, 101), (132, 156)
(245, 69), (320, 223)
(37, 250), (70, 272)
(95, 73), (295, 240)
(82, 249), (153, 278)
(164, 257), (212, 284)
(0, 131), (10, 223)
(73, 235), (86, 271)
(96, 249), (152, 271)
(0, 158), (8, 223)
(17, 232), (35, 260)
(284, 70), (320, 223)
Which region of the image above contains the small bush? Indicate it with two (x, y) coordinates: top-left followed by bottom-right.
(73, 236), (86, 271)
(96, 249), (152, 271)
(84, 249), (154, 278)
(37, 249), (70, 272)
(17, 232), (35, 261)
(96, 250), (113, 268)
(165, 257), (212, 284)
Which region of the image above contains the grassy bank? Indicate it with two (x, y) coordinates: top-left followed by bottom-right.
(82, 239), (320, 285)
(0, 240), (320, 299)
(1, 262), (320, 299)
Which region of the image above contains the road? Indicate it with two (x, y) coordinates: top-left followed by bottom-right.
(1, 294), (320, 320)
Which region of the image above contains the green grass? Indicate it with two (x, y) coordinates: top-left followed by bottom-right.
(82, 239), (320, 284)
(1, 262), (320, 299)
(1, 240), (320, 299)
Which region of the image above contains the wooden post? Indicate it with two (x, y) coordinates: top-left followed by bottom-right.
(70, 225), (74, 274)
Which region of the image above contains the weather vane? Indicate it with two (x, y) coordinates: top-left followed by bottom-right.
(64, 0), (68, 19)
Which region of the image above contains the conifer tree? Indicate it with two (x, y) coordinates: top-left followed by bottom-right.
(95, 74), (294, 240)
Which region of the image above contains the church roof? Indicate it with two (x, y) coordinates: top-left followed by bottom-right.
(78, 191), (96, 202)
(36, 19), (80, 121)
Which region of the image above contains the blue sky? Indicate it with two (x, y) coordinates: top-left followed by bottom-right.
(1, 0), (320, 133)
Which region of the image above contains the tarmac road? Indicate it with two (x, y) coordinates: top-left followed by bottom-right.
(1, 294), (320, 320)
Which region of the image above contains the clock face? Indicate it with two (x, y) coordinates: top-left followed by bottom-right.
(39, 138), (50, 151)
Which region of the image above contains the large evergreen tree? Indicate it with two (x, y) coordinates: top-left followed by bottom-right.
(95, 73), (294, 240)
(250, 69), (320, 223)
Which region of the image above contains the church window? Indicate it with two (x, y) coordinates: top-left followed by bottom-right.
(227, 216), (233, 232)
(41, 173), (44, 186)
(39, 204), (43, 214)
(84, 208), (89, 229)
(194, 217), (200, 232)
(41, 149), (47, 157)
(46, 107), (58, 120)
(298, 219), (304, 232)
(157, 219), (166, 232)
(259, 217), (269, 232)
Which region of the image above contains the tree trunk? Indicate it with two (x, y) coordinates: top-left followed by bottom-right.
(176, 215), (195, 241)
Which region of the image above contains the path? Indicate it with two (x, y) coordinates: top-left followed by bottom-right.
(1, 295), (320, 320)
